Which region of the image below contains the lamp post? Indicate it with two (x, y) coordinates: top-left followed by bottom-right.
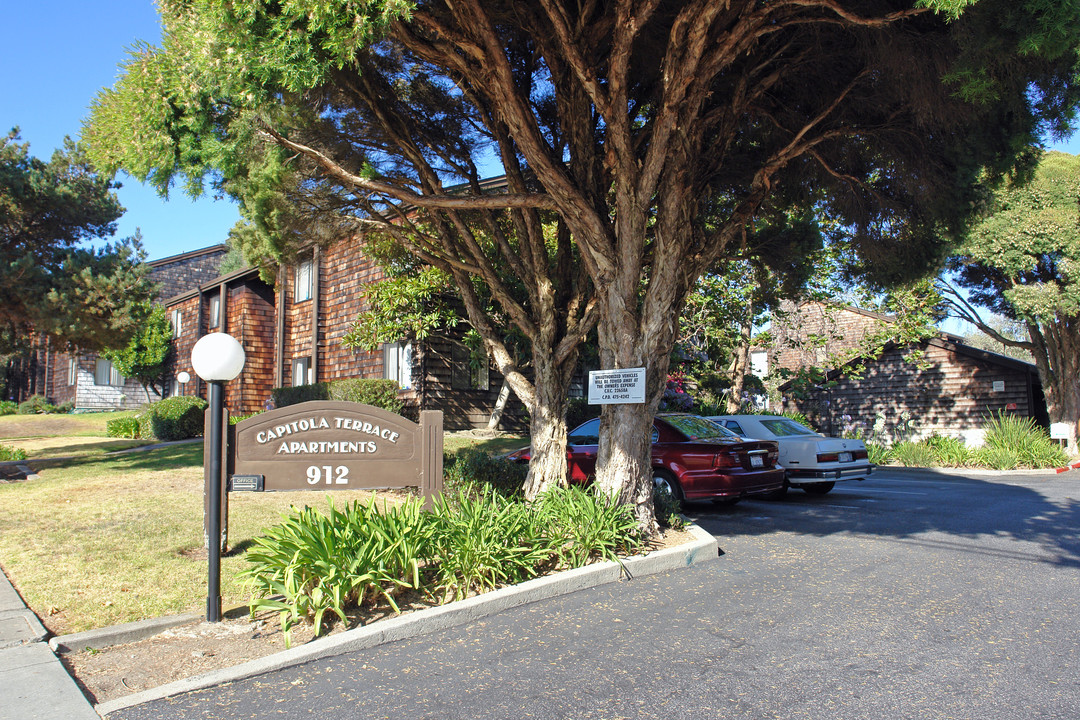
(191, 333), (245, 622)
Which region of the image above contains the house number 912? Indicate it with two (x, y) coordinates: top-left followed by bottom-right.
(306, 465), (350, 485)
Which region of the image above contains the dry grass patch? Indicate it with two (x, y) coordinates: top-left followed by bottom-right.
(0, 410), (139, 440)
(0, 443), (414, 634)
(3, 435), (150, 460)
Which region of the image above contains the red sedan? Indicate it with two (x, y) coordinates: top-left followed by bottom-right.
(511, 413), (784, 504)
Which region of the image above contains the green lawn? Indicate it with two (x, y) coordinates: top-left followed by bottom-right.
(0, 428), (524, 634)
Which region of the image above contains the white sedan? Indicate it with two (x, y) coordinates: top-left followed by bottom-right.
(707, 415), (873, 496)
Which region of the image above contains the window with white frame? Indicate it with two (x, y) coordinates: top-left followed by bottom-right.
(68, 356), (78, 386)
(295, 257), (314, 302)
(383, 342), (413, 390)
(172, 308), (182, 338)
(209, 293), (221, 329)
(94, 358), (124, 387)
(292, 357), (312, 386)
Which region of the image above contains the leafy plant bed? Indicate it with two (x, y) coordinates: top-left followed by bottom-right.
(60, 527), (694, 706)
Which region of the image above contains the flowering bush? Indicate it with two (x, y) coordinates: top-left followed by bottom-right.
(658, 373), (695, 412)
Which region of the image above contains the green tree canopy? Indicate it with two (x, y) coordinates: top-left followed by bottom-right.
(943, 150), (1080, 450)
(85, 0), (1080, 529)
(102, 303), (173, 402)
(0, 131), (156, 352)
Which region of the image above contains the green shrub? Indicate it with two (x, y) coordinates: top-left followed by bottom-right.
(972, 444), (1019, 471)
(327, 379), (403, 414)
(271, 382), (330, 407)
(866, 442), (891, 466)
(272, 379), (404, 415)
(106, 416), (142, 439)
(428, 486), (551, 601)
(1021, 442), (1071, 469)
(243, 482), (651, 643)
(889, 441), (936, 468)
(535, 486), (643, 568)
(924, 435), (972, 467)
(138, 396), (208, 441)
(443, 448), (527, 497)
(242, 496), (428, 646)
(0, 401), (16, 416)
(52, 401), (74, 414)
(17, 395), (55, 415)
(981, 411), (1069, 468)
(0, 444), (27, 461)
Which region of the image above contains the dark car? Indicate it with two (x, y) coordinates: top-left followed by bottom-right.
(510, 413), (784, 503)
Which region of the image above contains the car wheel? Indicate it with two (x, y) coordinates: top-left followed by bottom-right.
(652, 469), (684, 501)
(803, 481), (835, 495)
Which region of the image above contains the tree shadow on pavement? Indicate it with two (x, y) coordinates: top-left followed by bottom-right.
(685, 471), (1080, 569)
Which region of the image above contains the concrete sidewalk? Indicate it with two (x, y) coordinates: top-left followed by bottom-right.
(0, 567), (98, 720)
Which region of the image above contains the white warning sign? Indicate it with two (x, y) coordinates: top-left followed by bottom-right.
(587, 368), (646, 405)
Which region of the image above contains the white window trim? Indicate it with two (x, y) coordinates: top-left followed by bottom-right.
(94, 358), (125, 387)
(384, 342), (413, 390)
(292, 357), (312, 386)
(172, 309), (182, 339)
(295, 258), (314, 302)
(209, 294), (221, 329)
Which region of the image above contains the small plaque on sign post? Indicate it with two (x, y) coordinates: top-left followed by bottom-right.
(228, 474), (264, 492)
(1050, 423), (1070, 440)
(587, 367), (646, 405)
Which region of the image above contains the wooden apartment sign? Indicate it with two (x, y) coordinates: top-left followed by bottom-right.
(226, 401), (443, 502)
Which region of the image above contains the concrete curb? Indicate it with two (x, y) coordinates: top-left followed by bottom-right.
(876, 465), (1070, 477)
(95, 523), (718, 718)
(50, 613), (203, 654)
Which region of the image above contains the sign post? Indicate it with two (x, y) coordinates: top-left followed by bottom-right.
(191, 333), (246, 624)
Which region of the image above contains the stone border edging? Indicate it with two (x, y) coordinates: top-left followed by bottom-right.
(94, 523), (717, 718)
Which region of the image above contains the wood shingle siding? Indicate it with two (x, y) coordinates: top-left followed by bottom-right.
(774, 304), (1048, 445)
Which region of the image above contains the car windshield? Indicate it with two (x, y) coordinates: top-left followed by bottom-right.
(759, 418), (817, 437)
(663, 415), (740, 441)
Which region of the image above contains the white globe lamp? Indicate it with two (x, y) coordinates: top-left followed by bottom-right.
(191, 333), (246, 382)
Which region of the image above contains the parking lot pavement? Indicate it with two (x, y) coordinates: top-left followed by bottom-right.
(110, 470), (1080, 720)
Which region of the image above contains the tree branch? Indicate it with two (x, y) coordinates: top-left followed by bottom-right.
(257, 126), (558, 211)
(938, 280), (1036, 350)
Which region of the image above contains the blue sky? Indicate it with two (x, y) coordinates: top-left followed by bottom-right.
(3, 0), (1079, 269)
(3, 1), (240, 262)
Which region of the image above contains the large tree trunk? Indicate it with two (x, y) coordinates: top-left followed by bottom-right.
(486, 380), (511, 431)
(1031, 321), (1080, 455)
(591, 247), (686, 534)
(522, 352), (574, 500)
(725, 308), (754, 413)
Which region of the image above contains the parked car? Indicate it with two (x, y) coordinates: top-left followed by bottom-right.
(708, 414), (872, 495)
(507, 413), (784, 503)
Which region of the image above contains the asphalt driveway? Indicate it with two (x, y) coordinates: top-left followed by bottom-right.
(110, 469), (1080, 720)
